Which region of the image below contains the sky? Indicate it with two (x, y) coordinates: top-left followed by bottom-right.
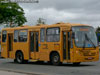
(19, 0), (100, 27)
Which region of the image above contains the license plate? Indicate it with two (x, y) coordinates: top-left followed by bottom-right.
(88, 57), (93, 60)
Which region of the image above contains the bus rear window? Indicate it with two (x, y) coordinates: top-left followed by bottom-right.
(2, 31), (7, 42)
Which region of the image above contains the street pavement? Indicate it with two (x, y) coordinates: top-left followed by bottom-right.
(0, 70), (27, 75)
(0, 58), (100, 75)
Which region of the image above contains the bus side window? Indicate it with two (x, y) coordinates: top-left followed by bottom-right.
(46, 28), (60, 42)
(40, 28), (45, 42)
(2, 31), (7, 42)
(19, 30), (28, 42)
(14, 30), (19, 42)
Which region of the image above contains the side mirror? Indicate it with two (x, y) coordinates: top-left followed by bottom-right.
(72, 32), (75, 39)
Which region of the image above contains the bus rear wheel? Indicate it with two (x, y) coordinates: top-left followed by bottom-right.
(16, 52), (24, 64)
(51, 53), (61, 66)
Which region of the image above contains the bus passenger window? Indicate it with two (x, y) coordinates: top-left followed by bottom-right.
(14, 30), (19, 42)
(19, 30), (27, 42)
(46, 28), (60, 42)
(2, 31), (7, 42)
(40, 28), (45, 42)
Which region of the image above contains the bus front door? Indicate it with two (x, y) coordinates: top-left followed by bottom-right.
(30, 32), (39, 60)
(63, 32), (70, 61)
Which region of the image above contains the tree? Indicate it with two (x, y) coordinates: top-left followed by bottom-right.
(96, 26), (100, 33)
(0, 0), (27, 27)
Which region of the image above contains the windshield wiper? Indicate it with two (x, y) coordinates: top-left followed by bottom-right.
(85, 33), (96, 48)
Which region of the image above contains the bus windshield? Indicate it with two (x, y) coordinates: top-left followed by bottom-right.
(72, 26), (98, 48)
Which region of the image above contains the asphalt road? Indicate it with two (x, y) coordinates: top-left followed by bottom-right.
(0, 58), (100, 75)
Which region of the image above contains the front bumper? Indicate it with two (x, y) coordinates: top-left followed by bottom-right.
(73, 55), (99, 63)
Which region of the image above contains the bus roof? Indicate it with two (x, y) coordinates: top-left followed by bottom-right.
(2, 22), (89, 30)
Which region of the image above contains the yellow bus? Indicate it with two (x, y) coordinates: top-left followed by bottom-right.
(1, 22), (99, 65)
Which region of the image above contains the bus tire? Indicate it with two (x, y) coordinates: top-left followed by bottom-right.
(73, 62), (81, 66)
(51, 52), (61, 66)
(16, 51), (24, 64)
